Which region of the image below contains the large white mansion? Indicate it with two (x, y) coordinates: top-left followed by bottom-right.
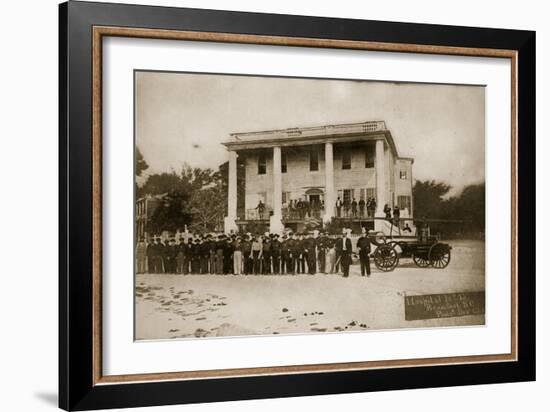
(222, 121), (414, 233)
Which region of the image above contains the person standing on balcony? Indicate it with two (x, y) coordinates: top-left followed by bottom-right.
(296, 199), (304, 219)
(351, 198), (358, 217)
(335, 197), (343, 218)
(255, 200), (265, 220)
(384, 203), (392, 220)
(343, 198), (351, 218)
(358, 198), (366, 218)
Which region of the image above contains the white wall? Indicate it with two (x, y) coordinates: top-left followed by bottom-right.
(0, 1), (546, 412)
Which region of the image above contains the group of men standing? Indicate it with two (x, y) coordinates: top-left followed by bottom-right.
(135, 228), (373, 277)
(335, 197), (377, 218)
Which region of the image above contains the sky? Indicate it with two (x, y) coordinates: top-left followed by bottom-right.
(136, 71), (485, 195)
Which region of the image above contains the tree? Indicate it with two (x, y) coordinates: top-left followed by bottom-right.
(412, 180), (452, 220)
(137, 172), (185, 198)
(136, 147), (149, 177)
(187, 187), (226, 233)
(147, 190), (192, 234)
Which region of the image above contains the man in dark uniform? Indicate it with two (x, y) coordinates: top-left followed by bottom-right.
(271, 234), (281, 274)
(206, 234), (216, 274)
(146, 237), (157, 273)
(280, 234), (290, 274)
(215, 235), (225, 274)
(191, 238), (201, 273)
(336, 232), (353, 277)
(290, 233), (301, 275)
(241, 234), (252, 275)
(159, 238), (168, 273)
(262, 235), (272, 274)
(295, 233), (306, 274)
(199, 235), (210, 274)
(176, 238), (187, 274)
(223, 236), (234, 274)
(303, 232), (316, 274)
(357, 228), (372, 277)
(165, 238), (178, 273)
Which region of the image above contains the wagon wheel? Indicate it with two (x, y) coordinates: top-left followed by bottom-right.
(413, 254), (431, 268)
(373, 244), (399, 272)
(429, 243), (451, 269)
(369, 231), (387, 246)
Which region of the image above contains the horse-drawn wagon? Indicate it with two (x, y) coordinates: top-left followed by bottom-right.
(370, 229), (452, 272)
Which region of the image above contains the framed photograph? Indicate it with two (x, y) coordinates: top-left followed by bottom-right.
(59, 1), (535, 410)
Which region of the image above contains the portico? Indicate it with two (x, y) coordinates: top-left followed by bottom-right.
(222, 121), (413, 234)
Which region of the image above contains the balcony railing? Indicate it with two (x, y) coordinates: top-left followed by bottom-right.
(243, 206), (381, 221)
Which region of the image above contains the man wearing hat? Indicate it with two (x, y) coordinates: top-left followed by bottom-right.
(262, 235), (272, 274)
(241, 234), (252, 275)
(316, 232), (327, 274)
(136, 237), (147, 274)
(271, 234), (281, 274)
(336, 231), (353, 277)
(357, 227), (372, 277)
(199, 235), (210, 274)
(190, 238), (201, 273)
(215, 235), (225, 274)
(176, 237), (187, 274)
(223, 235), (234, 274)
(206, 234), (216, 274)
(280, 234), (290, 274)
(165, 238), (178, 273)
(303, 232), (316, 274)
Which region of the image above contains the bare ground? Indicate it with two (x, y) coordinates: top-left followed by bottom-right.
(135, 240), (485, 340)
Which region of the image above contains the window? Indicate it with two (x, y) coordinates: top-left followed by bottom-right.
(342, 151), (351, 169)
(281, 152), (287, 173)
(309, 149), (319, 171)
(343, 189), (353, 204)
(258, 153), (266, 175)
(400, 170), (407, 180)
(397, 195), (411, 211)
(366, 188), (376, 201)
(365, 146), (375, 168)
(282, 191), (291, 204)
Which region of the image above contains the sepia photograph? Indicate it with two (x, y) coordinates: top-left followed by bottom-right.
(134, 71), (486, 341)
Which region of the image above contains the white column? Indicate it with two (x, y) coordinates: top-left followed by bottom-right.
(324, 142), (335, 223)
(272, 146), (282, 217)
(224, 150), (238, 233)
(375, 139), (386, 217)
(270, 146), (284, 233)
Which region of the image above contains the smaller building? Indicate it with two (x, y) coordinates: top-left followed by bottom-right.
(135, 194), (164, 242)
